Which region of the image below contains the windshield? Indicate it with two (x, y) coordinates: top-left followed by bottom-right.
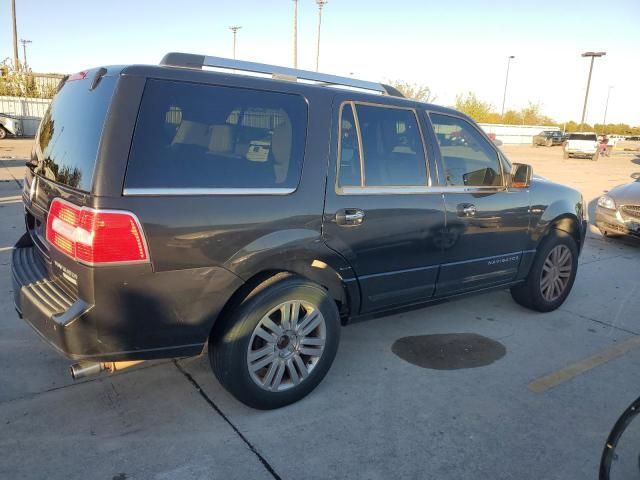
(33, 73), (117, 192)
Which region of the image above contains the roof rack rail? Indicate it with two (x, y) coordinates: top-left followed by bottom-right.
(159, 52), (404, 98)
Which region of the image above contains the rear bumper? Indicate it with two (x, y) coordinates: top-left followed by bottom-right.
(12, 244), (94, 360)
(12, 235), (243, 362)
(596, 207), (640, 238)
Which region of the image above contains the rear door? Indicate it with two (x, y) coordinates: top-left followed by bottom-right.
(426, 112), (530, 296)
(323, 100), (446, 313)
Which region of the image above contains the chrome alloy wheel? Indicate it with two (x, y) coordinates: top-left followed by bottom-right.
(540, 245), (573, 302)
(247, 301), (326, 392)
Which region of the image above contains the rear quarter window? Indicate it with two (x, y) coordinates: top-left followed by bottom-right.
(125, 80), (308, 191)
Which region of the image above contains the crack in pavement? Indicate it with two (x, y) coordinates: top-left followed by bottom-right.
(173, 359), (282, 480)
(558, 307), (640, 336)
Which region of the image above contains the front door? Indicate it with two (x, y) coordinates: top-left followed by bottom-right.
(426, 112), (531, 296)
(323, 100), (446, 313)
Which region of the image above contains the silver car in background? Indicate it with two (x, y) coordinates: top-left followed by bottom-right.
(596, 179), (640, 238)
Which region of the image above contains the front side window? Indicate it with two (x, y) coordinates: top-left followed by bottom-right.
(430, 113), (503, 187)
(126, 80), (307, 190)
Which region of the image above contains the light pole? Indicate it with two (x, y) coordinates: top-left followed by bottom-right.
(500, 55), (515, 119)
(20, 39), (32, 71)
(292, 0), (298, 68)
(11, 0), (20, 70)
(602, 85), (613, 128)
(315, 0), (328, 72)
(229, 26), (242, 59)
(580, 51), (606, 129)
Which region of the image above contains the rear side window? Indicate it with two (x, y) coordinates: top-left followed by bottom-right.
(337, 103), (427, 188)
(126, 80), (308, 191)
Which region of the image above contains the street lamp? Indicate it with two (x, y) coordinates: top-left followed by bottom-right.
(229, 26), (242, 59)
(315, 0), (328, 72)
(292, 0), (298, 68)
(19, 38), (32, 71)
(579, 51), (606, 129)
(500, 55), (515, 119)
(602, 85), (613, 128)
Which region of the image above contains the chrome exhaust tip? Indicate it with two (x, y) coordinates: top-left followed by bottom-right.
(69, 361), (104, 380)
(69, 360), (145, 380)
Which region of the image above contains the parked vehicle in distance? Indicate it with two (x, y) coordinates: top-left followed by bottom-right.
(532, 130), (563, 147)
(11, 53), (587, 409)
(606, 134), (625, 147)
(0, 113), (23, 139)
(563, 132), (599, 160)
(596, 179), (640, 239)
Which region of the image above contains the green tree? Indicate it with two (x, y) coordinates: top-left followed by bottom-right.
(454, 92), (494, 123)
(388, 80), (436, 103)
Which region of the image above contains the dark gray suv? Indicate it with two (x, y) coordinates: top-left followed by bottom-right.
(12, 53), (587, 409)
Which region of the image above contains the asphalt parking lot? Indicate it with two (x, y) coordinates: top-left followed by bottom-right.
(1, 139), (639, 480)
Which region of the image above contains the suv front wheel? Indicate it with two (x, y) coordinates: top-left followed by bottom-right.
(510, 229), (578, 312)
(210, 274), (340, 409)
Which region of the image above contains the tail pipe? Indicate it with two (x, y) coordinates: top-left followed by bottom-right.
(69, 361), (144, 380)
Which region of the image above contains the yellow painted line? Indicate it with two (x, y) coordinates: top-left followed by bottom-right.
(528, 335), (640, 393)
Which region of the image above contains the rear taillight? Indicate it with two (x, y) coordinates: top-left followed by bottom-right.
(46, 198), (149, 265)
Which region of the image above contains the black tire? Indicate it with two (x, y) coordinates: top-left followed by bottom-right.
(0, 126), (7, 140)
(510, 229), (579, 312)
(209, 273), (340, 409)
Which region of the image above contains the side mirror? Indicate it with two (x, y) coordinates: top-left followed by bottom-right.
(511, 163), (532, 188)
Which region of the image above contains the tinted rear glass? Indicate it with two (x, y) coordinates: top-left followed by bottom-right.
(569, 133), (597, 141)
(35, 75), (117, 192)
(125, 80), (308, 190)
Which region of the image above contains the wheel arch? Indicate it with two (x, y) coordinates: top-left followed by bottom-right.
(210, 258), (358, 343)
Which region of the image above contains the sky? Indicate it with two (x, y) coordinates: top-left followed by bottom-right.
(2, 0), (639, 125)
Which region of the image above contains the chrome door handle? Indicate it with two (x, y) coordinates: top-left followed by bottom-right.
(457, 203), (477, 217)
(336, 209), (365, 226)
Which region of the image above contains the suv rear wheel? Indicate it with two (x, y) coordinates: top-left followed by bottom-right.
(210, 274), (340, 409)
(510, 229), (578, 312)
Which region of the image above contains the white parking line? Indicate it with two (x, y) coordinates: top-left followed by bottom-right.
(0, 246), (15, 253)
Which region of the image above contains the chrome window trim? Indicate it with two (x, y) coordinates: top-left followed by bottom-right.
(123, 187), (296, 196)
(339, 186), (507, 195)
(335, 100), (432, 195)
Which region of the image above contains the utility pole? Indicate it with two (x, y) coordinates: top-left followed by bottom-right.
(292, 0), (298, 68)
(11, 0), (20, 70)
(315, 0), (328, 72)
(20, 39), (32, 71)
(229, 26), (242, 60)
(602, 85), (613, 127)
(500, 55), (515, 119)
(580, 51), (606, 129)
